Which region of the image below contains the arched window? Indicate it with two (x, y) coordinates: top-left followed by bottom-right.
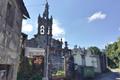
(47, 27), (50, 35)
(40, 25), (45, 34)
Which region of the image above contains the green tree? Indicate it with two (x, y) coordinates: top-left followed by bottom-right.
(88, 46), (101, 55)
(105, 38), (120, 68)
(30, 73), (42, 80)
(17, 49), (32, 80)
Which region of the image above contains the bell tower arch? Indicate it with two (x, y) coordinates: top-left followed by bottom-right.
(35, 2), (53, 48)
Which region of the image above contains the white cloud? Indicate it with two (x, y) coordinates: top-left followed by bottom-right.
(22, 20), (33, 32)
(110, 41), (114, 44)
(106, 41), (114, 46)
(52, 19), (65, 41)
(22, 19), (66, 41)
(88, 11), (107, 22)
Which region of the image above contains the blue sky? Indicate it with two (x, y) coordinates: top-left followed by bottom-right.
(22, 0), (120, 49)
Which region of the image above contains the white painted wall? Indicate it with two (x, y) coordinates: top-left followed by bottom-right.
(85, 55), (101, 73)
(72, 48), (102, 73)
(85, 55), (93, 67)
(74, 53), (82, 65)
(25, 47), (45, 58)
(72, 48), (85, 66)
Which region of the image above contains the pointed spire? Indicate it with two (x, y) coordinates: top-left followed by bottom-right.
(60, 38), (63, 44)
(65, 41), (68, 48)
(61, 38), (63, 42)
(38, 14), (41, 23)
(43, 1), (49, 19)
(45, 0), (48, 3)
(50, 15), (53, 25)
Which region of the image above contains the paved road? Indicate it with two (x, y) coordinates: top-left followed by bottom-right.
(95, 72), (120, 80)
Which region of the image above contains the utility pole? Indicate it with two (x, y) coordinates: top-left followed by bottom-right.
(43, 0), (49, 79)
(43, 34), (49, 80)
(43, 46), (49, 80)
(43, 25), (49, 80)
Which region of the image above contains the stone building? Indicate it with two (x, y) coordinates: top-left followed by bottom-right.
(24, 2), (65, 79)
(72, 46), (107, 73)
(63, 42), (74, 80)
(85, 49), (101, 73)
(72, 45), (86, 66)
(0, 0), (29, 80)
(49, 39), (63, 72)
(26, 2), (52, 48)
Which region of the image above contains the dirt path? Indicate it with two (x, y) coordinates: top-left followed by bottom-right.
(95, 69), (120, 80)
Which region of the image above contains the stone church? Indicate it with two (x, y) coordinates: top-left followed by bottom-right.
(26, 2), (53, 48)
(25, 2), (64, 77)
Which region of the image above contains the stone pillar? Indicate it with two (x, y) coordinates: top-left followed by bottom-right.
(12, 63), (19, 80)
(43, 46), (49, 80)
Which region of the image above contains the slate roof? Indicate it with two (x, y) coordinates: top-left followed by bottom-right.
(16, 0), (30, 19)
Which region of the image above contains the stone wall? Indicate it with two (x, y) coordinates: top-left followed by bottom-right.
(0, 0), (23, 80)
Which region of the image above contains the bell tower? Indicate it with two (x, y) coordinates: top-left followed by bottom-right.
(35, 2), (53, 48)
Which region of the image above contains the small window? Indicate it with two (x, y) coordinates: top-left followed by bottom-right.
(40, 30), (44, 34)
(47, 27), (50, 35)
(0, 65), (11, 80)
(41, 25), (45, 29)
(6, 2), (15, 27)
(40, 25), (45, 34)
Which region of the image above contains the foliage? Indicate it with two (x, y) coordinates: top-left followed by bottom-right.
(52, 70), (65, 77)
(17, 58), (32, 80)
(17, 49), (32, 80)
(105, 38), (120, 68)
(88, 46), (101, 55)
(30, 73), (42, 80)
(17, 49), (44, 80)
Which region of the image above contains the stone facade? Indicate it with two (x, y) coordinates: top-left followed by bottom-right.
(24, 2), (69, 79)
(72, 46), (106, 73)
(0, 0), (29, 80)
(26, 2), (52, 48)
(72, 46), (86, 66)
(63, 42), (74, 79)
(25, 3), (71, 77)
(49, 39), (63, 73)
(85, 49), (101, 73)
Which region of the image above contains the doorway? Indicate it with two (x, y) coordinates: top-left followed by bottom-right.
(0, 64), (10, 80)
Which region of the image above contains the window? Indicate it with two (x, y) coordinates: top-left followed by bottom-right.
(40, 25), (45, 34)
(6, 2), (15, 27)
(41, 26), (44, 29)
(47, 27), (50, 35)
(40, 30), (44, 34)
(0, 65), (10, 80)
